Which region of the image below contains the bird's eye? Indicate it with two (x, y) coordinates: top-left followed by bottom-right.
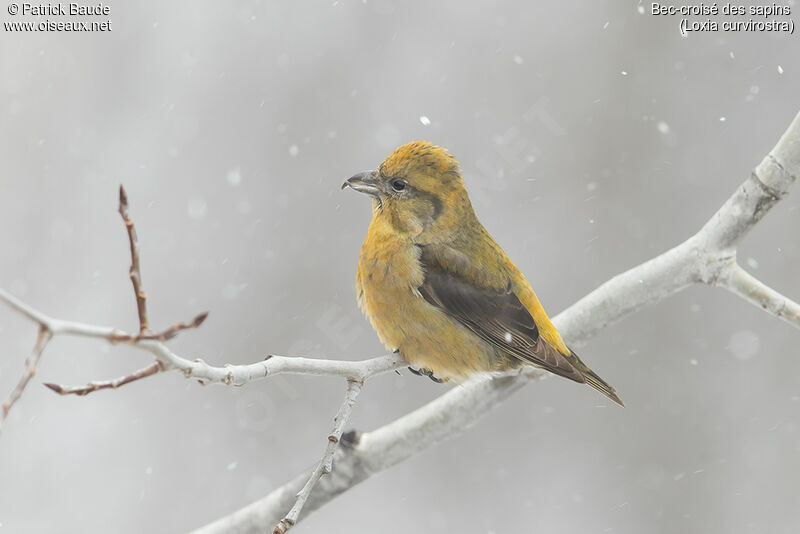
(391, 179), (406, 192)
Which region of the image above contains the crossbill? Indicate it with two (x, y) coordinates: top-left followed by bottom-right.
(342, 141), (623, 406)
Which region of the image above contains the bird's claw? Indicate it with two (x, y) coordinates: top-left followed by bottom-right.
(407, 366), (445, 383)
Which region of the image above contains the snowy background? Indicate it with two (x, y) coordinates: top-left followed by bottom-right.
(1, 1), (799, 533)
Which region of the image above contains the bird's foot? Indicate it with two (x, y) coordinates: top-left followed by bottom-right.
(340, 429), (361, 449)
(427, 372), (445, 383)
(407, 366), (445, 384)
(407, 366), (424, 376)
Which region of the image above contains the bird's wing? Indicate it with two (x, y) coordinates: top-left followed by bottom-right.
(417, 245), (585, 383)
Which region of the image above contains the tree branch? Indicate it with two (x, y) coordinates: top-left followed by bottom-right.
(273, 379), (364, 534)
(43, 362), (161, 397)
(110, 312), (208, 343)
(0, 286), (405, 388)
(716, 261), (800, 329)
(189, 111), (800, 533)
(119, 185), (149, 334)
(0, 186), (404, 430)
(0, 326), (52, 432)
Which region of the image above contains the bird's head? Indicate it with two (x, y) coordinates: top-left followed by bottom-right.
(342, 141), (476, 240)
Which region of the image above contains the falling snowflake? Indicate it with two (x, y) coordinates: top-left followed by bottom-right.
(728, 330), (760, 361)
(226, 167), (242, 186)
(238, 200), (252, 215)
(419, 116), (431, 126)
(222, 283), (249, 300)
(187, 197), (207, 220)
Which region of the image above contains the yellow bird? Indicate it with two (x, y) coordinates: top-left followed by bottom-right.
(342, 141), (623, 406)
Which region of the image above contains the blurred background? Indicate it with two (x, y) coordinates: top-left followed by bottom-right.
(1, 1), (799, 532)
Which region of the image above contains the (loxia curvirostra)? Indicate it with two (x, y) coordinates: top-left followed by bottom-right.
(342, 141), (623, 406)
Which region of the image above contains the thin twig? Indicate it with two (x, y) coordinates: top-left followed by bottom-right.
(119, 185), (149, 334)
(718, 261), (800, 329)
(273, 379), (364, 534)
(43, 362), (161, 397)
(0, 286), (405, 385)
(110, 312), (209, 343)
(0, 288), (51, 327)
(0, 326), (53, 430)
(0, 187), (215, 425)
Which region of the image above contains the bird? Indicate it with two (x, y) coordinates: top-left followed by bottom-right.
(342, 141), (623, 406)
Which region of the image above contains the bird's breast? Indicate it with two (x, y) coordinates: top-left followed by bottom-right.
(355, 219), (503, 380)
(356, 224), (424, 349)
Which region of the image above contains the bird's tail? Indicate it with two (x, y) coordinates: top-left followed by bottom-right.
(568, 349), (625, 407)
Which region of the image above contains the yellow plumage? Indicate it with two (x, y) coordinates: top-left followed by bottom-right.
(345, 141), (623, 405)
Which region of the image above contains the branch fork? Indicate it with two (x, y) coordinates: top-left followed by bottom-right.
(0, 185), (209, 421)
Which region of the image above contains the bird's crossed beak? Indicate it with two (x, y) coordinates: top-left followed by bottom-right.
(342, 171), (380, 198)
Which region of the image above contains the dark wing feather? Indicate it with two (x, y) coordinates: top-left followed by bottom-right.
(417, 246), (585, 383)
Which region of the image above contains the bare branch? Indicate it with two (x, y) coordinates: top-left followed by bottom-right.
(0, 326), (53, 430)
(110, 312), (209, 343)
(558, 110), (800, 343)
(43, 362), (161, 397)
(119, 185), (149, 334)
(273, 379), (364, 534)
(0, 185), (215, 417)
(152, 350), (404, 385)
(0, 287), (406, 387)
(191, 370), (542, 534)
(0, 287), (54, 328)
(717, 262), (800, 330)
